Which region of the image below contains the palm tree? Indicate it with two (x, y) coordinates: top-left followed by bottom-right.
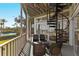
(15, 16), (26, 34)
(0, 19), (6, 33)
(12, 23), (17, 28)
(15, 17), (20, 24)
(2, 19), (6, 29)
(15, 16), (26, 28)
(0, 22), (3, 33)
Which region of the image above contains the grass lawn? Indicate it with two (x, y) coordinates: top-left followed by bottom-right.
(0, 39), (10, 44)
(0, 34), (17, 44)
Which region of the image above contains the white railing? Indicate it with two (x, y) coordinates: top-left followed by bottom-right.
(0, 33), (27, 56)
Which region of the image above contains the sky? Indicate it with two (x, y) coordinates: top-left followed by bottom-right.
(0, 3), (25, 28)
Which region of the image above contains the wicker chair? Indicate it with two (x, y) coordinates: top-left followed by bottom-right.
(49, 43), (62, 56)
(33, 43), (46, 56)
(33, 34), (39, 42)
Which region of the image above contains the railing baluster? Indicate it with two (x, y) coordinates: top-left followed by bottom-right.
(8, 43), (10, 56)
(11, 41), (13, 56)
(21, 37), (23, 48)
(20, 36), (22, 51)
(16, 38), (18, 56)
(18, 38), (19, 54)
(2, 46), (5, 56)
(13, 41), (14, 56)
(18, 38), (20, 55)
(5, 44), (8, 56)
(0, 47), (3, 56)
(10, 42), (11, 56)
(0, 33), (26, 56)
(15, 39), (17, 55)
(14, 39), (16, 56)
(18, 39), (22, 52)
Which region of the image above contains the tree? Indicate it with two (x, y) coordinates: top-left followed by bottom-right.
(2, 19), (6, 29)
(0, 19), (6, 33)
(14, 16), (26, 34)
(15, 17), (20, 24)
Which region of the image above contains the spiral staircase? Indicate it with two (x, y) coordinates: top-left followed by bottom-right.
(47, 3), (69, 47)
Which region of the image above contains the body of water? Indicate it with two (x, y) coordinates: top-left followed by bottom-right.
(0, 33), (16, 36)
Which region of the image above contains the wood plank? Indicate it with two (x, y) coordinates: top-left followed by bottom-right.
(28, 7), (38, 16)
(37, 4), (45, 13)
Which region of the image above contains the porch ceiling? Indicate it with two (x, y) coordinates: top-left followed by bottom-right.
(22, 3), (71, 18)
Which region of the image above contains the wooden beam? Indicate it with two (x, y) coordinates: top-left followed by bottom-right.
(40, 3), (48, 12)
(33, 4), (43, 14)
(29, 3), (41, 15)
(37, 4), (44, 13)
(37, 4), (45, 13)
(28, 7), (39, 16)
(23, 3), (38, 17)
(43, 3), (48, 9)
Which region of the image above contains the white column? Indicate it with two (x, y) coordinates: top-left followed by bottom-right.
(73, 18), (77, 56)
(27, 13), (29, 40)
(69, 18), (77, 55)
(69, 4), (79, 56)
(69, 19), (74, 46)
(20, 5), (23, 35)
(69, 4), (75, 46)
(34, 18), (37, 34)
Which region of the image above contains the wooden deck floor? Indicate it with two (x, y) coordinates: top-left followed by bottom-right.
(19, 37), (79, 56)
